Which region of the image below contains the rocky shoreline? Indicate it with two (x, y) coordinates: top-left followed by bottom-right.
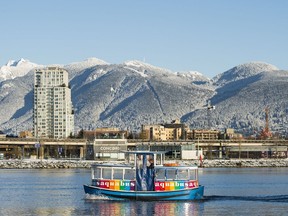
(0, 159), (95, 169)
(1, 158), (288, 169)
(201, 158), (288, 168)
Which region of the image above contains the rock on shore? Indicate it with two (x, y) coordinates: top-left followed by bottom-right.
(0, 159), (95, 169)
(201, 158), (288, 168)
(0, 158), (288, 169)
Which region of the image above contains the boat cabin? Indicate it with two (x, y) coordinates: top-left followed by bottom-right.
(90, 151), (199, 192)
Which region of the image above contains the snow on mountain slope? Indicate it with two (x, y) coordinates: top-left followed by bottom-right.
(215, 70), (288, 134)
(0, 58), (287, 136)
(123, 60), (173, 76)
(176, 70), (212, 87)
(71, 63), (214, 131)
(0, 72), (34, 133)
(0, 58), (41, 81)
(213, 62), (278, 87)
(64, 57), (108, 79)
(124, 60), (171, 72)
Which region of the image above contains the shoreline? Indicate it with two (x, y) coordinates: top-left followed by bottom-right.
(0, 158), (288, 169)
(200, 158), (288, 168)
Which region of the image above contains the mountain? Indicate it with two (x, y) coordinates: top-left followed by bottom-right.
(185, 63), (288, 136)
(70, 60), (214, 131)
(0, 58), (40, 82)
(176, 71), (212, 87)
(0, 58), (287, 137)
(64, 57), (108, 79)
(213, 62), (278, 87)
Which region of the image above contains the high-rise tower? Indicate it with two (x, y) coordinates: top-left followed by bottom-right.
(33, 67), (74, 139)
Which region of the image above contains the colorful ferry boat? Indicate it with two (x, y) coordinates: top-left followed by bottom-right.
(83, 151), (204, 201)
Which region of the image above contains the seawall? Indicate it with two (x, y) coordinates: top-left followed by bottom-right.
(1, 158), (288, 169)
(200, 158), (288, 168)
(0, 159), (95, 169)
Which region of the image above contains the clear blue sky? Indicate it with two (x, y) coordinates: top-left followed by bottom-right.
(0, 0), (287, 78)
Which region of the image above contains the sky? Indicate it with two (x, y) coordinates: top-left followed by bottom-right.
(0, 0), (287, 78)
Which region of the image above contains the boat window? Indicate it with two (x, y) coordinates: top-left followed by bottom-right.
(124, 169), (135, 180)
(177, 169), (189, 180)
(189, 169), (196, 180)
(155, 169), (165, 180)
(113, 168), (123, 180)
(93, 168), (101, 179)
(155, 154), (162, 166)
(166, 169), (177, 180)
(102, 168), (112, 179)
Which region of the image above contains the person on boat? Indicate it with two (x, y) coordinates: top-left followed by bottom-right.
(136, 154), (143, 169)
(147, 157), (155, 190)
(148, 158), (154, 169)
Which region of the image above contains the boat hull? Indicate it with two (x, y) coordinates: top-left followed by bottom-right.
(83, 184), (204, 201)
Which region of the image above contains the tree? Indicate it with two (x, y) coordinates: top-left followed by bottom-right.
(77, 129), (84, 139)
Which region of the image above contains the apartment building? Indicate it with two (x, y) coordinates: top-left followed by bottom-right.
(33, 67), (74, 139)
(192, 129), (219, 140)
(141, 125), (166, 141)
(141, 120), (188, 141)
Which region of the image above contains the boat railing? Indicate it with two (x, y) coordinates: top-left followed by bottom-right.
(91, 164), (135, 180)
(154, 166), (198, 180)
(153, 166), (199, 191)
(91, 164), (137, 191)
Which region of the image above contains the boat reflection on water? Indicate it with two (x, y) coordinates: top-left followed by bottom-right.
(84, 198), (202, 216)
(155, 201), (201, 216)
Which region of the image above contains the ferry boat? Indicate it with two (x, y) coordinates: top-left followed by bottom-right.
(83, 151), (204, 201)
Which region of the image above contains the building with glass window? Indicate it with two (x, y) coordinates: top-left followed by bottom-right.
(33, 67), (74, 139)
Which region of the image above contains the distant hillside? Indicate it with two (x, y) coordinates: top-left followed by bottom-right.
(0, 58), (287, 137)
(185, 66), (288, 136)
(213, 62), (278, 87)
(0, 58), (41, 81)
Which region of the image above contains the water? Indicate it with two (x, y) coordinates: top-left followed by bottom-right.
(0, 167), (287, 215)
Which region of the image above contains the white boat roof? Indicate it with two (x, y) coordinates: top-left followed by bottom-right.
(155, 165), (199, 170)
(121, 150), (168, 155)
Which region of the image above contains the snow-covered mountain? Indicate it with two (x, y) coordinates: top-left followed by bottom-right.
(69, 60), (214, 131)
(0, 58), (287, 137)
(64, 57), (108, 79)
(183, 62), (287, 136)
(0, 58), (41, 82)
(213, 62), (278, 87)
(176, 70), (212, 87)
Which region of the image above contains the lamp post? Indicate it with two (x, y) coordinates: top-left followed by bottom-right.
(35, 143), (41, 159)
(35, 128), (41, 159)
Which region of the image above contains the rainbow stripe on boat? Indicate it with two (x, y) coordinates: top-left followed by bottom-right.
(92, 179), (136, 191)
(155, 180), (198, 191)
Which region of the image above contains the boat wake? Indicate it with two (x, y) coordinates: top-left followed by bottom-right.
(203, 195), (288, 203)
(84, 194), (111, 201)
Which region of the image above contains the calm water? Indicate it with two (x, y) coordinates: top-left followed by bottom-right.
(0, 167), (288, 216)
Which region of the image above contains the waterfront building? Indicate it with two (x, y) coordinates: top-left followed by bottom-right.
(141, 120), (188, 141)
(141, 125), (166, 141)
(93, 138), (128, 160)
(192, 129), (219, 140)
(83, 128), (128, 160)
(19, 131), (33, 138)
(83, 128), (128, 140)
(221, 128), (243, 139)
(163, 119), (188, 140)
(82, 128), (129, 160)
(33, 67), (74, 139)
